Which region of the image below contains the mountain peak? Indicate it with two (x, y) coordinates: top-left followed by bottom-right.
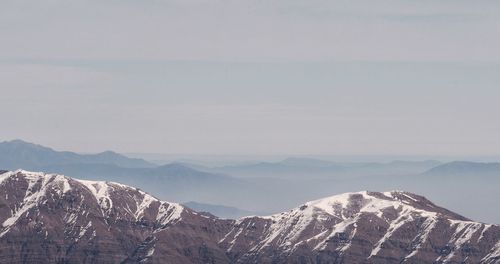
(0, 170), (499, 263)
(4, 139), (36, 144)
(0, 170), (185, 233)
(1, 139), (52, 150)
(224, 191), (497, 263)
(0, 140), (155, 170)
(296, 190), (468, 222)
(95, 150), (121, 156)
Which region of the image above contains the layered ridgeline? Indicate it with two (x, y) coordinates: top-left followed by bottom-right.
(0, 170), (499, 264)
(0, 139), (155, 169)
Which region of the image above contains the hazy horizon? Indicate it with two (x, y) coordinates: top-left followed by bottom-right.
(2, 0), (500, 156)
(5, 138), (500, 165)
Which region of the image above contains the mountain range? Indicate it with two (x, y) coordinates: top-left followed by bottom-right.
(0, 170), (498, 263)
(1, 140), (500, 224)
(424, 161), (500, 176)
(204, 158), (442, 179)
(0, 139), (155, 169)
(0, 140), (255, 209)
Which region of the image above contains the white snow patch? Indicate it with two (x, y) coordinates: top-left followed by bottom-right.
(135, 192), (157, 220)
(478, 224), (492, 242)
(404, 217), (437, 260)
(481, 241), (500, 263)
(315, 216), (359, 251)
(156, 201), (184, 227)
(1, 171), (62, 236)
(437, 220), (484, 262)
(76, 221), (92, 242)
(370, 211), (414, 258)
(0, 171), (16, 185)
(226, 225), (246, 251)
(146, 246), (155, 257)
(77, 180), (115, 215)
(402, 193), (418, 202)
(61, 178), (72, 194)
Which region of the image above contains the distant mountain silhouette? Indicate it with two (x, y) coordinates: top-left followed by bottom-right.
(423, 161), (500, 176)
(0, 139), (155, 169)
(0, 140), (285, 212)
(211, 157), (441, 178)
(279, 157), (338, 168)
(3, 140), (500, 224)
(31, 161), (251, 205)
(183, 201), (256, 219)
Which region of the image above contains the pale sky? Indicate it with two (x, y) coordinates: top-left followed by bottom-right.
(1, 0), (500, 155)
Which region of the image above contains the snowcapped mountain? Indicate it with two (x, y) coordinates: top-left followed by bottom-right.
(0, 170), (231, 263)
(222, 191), (499, 263)
(0, 170), (499, 264)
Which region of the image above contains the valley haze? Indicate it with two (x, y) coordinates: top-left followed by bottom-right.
(1, 139), (499, 225)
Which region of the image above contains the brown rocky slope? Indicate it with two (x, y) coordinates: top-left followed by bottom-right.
(0, 170), (498, 263)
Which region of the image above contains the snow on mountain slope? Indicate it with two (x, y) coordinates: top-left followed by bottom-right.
(0, 170), (231, 263)
(0, 170), (184, 232)
(220, 191), (499, 263)
(0, 170), (499, 264)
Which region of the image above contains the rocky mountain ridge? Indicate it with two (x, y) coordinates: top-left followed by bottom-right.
(0, 170), (498, 263)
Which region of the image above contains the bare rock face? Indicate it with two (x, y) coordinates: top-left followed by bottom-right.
(0, 170), (499, 264)
(0, 170), (233, 263)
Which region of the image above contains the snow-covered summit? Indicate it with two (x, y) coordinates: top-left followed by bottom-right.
(293, 190), (466, 220)
(221, 191), (496, 263)
(0, 170), (184, 236)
